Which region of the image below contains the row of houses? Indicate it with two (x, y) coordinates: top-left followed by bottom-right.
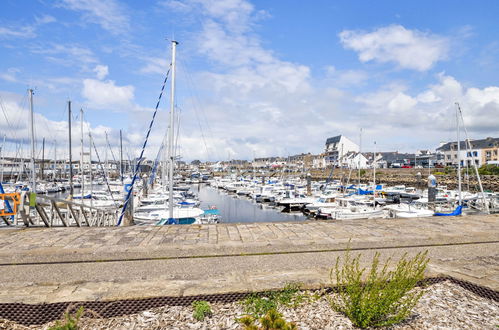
(244, 135), (499, 170)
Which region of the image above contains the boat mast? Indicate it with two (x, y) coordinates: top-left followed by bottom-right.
(68, 100), (74, 197)
(373, 141), (376, 189)
(41, 137), (45, 181)
(0, 134), (5, 184)
(28, 89), (36, 193)
(168, 40), (178, 221)
(455, 103), (462, 205)
(358, 128), (362, 189)
(89, 131), (93, 208)
(456, 103), (489, 214)
(80, 108), (84, 200)
(53, 140), (57, 182)
(119, 129), (123, 183)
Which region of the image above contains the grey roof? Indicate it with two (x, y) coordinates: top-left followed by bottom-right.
(436, 137), (499, 151)
(326, 135), (341, 145)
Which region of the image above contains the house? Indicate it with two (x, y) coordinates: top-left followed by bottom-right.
(341, 151), (368, 169)
(436, 137), (499, 167)
(324, 135), (359, 167)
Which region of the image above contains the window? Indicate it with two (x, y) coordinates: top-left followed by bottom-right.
(473, 151), (478, 157)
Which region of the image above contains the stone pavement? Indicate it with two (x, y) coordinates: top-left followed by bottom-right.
(0, 215), (497, 303)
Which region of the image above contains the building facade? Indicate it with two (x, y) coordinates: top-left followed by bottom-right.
(324, 135), (360, 167)
(436, 137), (499, 167)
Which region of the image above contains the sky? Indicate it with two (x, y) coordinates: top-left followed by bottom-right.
(1, 0), (499, 162)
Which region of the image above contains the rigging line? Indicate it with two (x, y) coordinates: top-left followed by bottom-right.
(174, 106), (182, 161)
(176, 60), (214, 159)
(149, 139), (165, 185)
(88, 128), (120, 209)
(117, 64), (172, 226)
(105, 131), (118, 163)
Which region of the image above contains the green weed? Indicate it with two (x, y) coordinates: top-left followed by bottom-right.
(241, 282), (308, 318)
(48, 306), (84, 330)
(330, 250), (429, 328)
(192, 300), (212, 321)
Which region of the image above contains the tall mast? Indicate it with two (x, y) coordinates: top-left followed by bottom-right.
(455, 103), (462, 205)
(358, 128), (362, 189)
(53, 140), (57, 182)
(104, 132), (109, 180)
(0, 134), (5, 183)
(28, 89), (36, 192)
(68, 100), (74, 197)
(89, 132), (93, 208)
(41, 137), (45, 181)
(373, 141), (376, 189)
(456, 103), (489, 214)
(80, 108), (84, 199)
(168, 40), (178, 221)
(119, 129), (123, 183)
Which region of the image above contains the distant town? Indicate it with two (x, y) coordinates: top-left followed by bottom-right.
(1, 135), (498, 180)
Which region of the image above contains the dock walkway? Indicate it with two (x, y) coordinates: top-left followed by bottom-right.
(0, 215), (497, 303)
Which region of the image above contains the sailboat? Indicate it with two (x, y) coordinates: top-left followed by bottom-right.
(129, 40), (206, 225)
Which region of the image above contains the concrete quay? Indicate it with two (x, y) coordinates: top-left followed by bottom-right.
(0, 215), (497, 303)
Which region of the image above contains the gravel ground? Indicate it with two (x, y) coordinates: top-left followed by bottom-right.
(1, 281), (498, 329)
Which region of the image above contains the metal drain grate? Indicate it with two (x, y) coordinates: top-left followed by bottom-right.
(0, 276), (497, 326)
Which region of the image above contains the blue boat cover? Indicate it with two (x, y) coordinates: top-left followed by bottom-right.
(203, 209), (220, 215)
(434, 205), (463, 216)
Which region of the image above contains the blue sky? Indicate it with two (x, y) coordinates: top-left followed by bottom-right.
(1, 0), (499, 161)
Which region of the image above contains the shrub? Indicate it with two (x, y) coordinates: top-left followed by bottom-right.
(239, 309), (297, 330)
(359, 169), (366, 177)
(478, 164), (499, 176)
(48, 306), (84, 330)
(192, 300), (212, 321)
(330, 250), (429, 328)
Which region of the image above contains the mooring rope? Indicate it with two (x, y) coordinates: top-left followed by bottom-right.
(117, 65), (172, 226)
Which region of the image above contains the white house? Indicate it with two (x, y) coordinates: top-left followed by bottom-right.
(324, 135), (360, 167)
(341, 152), (369, 169)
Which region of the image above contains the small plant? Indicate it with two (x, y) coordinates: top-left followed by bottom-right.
(241, 282), (306, 318)
(192, 300), (212, 321)
(239, 308), (297, 330)
(48, 306), (84, 330)
(330, 250), (429, 328)
(242, 294), (278, 319)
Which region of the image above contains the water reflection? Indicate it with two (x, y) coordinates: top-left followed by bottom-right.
(191, 184), (307, 223)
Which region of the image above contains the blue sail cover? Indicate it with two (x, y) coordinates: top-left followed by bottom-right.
(434, 205), (463, 216)
(357, 188), (373, 195)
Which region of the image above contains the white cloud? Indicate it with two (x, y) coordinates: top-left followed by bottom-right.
(139, 57), (169, 75)
(82, 79), (135, 110)
(0, 14), (56, 39)
(0, 25), (36, 39)
(31, 43), (98, 68)
(0, 68), (20, 82)
(58, 0), (130, 35)
(354, 74), (499, 137)
(93, 65), (109, 80)
(34, 15), (57, 25)
(339, 25), (449, 71)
